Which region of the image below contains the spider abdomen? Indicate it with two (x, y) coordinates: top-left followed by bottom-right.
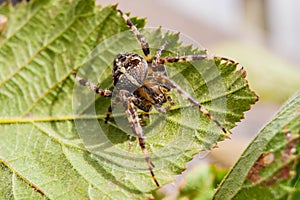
(113, 52), (148, 92)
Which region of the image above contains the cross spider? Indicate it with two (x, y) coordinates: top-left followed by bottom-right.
(72, 9), (234, 187)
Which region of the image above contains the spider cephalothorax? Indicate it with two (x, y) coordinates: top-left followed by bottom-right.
(72, 9), (235, 187)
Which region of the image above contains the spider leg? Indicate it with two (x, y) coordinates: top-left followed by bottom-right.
(158, 54), (207, 64)
(213, 56), (236, 64)
(105, 97), (121, 123)
(153, 54), (207, 78)
(153, 42), (168, 64)
(117, 10), (151, 62)
(120, 90), (160, 187)
(72, 70), (112, 97)
(158, 54), (237, 65)
(150, 43), (236, 77)
(156, 75), (231, 135)
(149, 41), (168, 77)
(105, 105), (112, 124)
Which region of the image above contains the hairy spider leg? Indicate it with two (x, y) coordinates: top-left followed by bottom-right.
(120, 90), (160, 187)
(156, 74), (231, 136)
(105, 96), (121, 123)
(72, 70), (112, 97)
(105, 105), (113, 124)
(213, 56), (237, 64)
(117, 10), (151, 62)
(158, 54), (207, 64)
(149, 41), (168, 77)
(153, 41), (168, 64)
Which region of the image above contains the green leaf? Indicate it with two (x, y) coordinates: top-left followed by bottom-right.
(0, 0), (257, 199)
(214, 90), (300, 200)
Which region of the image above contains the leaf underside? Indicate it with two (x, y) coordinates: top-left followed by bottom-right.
(0, 0), (257, 199)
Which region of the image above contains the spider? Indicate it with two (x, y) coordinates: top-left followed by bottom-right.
(72, 9), (234, 187)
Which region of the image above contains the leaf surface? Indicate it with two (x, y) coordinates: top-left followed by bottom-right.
(0, 0), (257, 199)
(214, 90), (300, 200)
